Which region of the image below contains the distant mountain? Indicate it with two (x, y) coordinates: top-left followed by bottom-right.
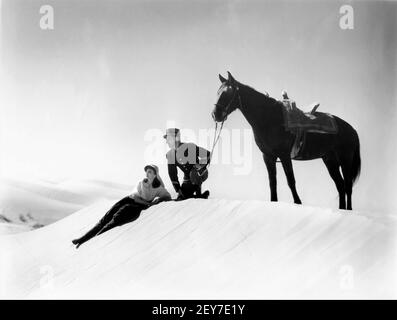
(0, 178), (133, 232)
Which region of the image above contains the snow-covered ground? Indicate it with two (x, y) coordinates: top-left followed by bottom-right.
(0, 197), (396, 299)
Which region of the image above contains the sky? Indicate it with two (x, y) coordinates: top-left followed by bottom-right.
(1, 0), (396, 214)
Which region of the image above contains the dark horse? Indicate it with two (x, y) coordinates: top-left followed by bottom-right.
(212, 72), (361, 210)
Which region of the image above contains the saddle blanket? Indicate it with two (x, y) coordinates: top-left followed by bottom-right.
(281, 102), (338, 134)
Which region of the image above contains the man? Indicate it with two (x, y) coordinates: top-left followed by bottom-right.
(164, 128), (211, 200)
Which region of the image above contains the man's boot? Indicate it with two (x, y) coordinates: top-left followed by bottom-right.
(201, 190), (210, 199)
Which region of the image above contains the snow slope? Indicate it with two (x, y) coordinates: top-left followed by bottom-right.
(0, 199), (395, 299)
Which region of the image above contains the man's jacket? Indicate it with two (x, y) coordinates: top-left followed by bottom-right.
(166, 142), (210, 192)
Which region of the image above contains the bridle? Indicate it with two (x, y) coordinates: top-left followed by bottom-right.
(214, 84), (242, 118)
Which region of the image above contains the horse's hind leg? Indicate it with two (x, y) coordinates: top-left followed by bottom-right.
(340, 158), (353, 210)
(322, 155), (346, 210)
(280, 156), (302, 204)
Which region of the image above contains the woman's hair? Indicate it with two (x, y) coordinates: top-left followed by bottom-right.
(151, 176), (161, 188)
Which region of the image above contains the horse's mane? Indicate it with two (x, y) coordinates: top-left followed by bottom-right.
(238, 82), (283, 108)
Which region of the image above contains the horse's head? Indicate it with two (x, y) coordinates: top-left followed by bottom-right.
(212, 71), (240, 122)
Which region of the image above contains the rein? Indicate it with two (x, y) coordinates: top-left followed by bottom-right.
(207, 120), (224, 168)
(207, 85), (242, 169)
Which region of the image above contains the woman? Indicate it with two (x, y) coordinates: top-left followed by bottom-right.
(72, 164), (171, 248)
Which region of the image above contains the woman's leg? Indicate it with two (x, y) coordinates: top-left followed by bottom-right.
(102, 196), (135, 218)
(72, 196), (134, 246)
(96, 204), (143, 236)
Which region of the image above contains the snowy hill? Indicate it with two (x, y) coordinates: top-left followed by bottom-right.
(0, 199), (396, 299)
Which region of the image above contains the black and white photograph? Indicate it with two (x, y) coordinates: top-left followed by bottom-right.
(0, 0), (396, 302)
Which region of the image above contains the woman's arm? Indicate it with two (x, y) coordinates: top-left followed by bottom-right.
(151, 196), (169, 205)
(132, 194), (152, 206)
(153, 188), (172, 204)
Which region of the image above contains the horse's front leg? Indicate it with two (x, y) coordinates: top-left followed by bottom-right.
(263, 154), (278, 202)
(280, 156), (302, 204)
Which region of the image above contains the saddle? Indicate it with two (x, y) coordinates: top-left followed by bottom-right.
(282, 100), (338, 134)
(281, 99), (338, 159)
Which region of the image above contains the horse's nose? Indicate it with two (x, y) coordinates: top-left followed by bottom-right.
(211, 111), (216, 121)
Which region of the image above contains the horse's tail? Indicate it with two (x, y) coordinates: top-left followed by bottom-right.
(352, 134), (361, 185)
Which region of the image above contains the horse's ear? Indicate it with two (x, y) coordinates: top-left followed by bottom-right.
(227, 71), (236, 84)
(219, 74), (227, 83)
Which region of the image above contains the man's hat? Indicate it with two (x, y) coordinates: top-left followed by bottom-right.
(163, 128), (180, 139)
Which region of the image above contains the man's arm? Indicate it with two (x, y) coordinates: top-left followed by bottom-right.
(197, 145), (211, 166)
(166, 150), (181, 193)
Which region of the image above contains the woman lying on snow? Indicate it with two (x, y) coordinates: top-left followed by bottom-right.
(72, 164), (171, 248)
